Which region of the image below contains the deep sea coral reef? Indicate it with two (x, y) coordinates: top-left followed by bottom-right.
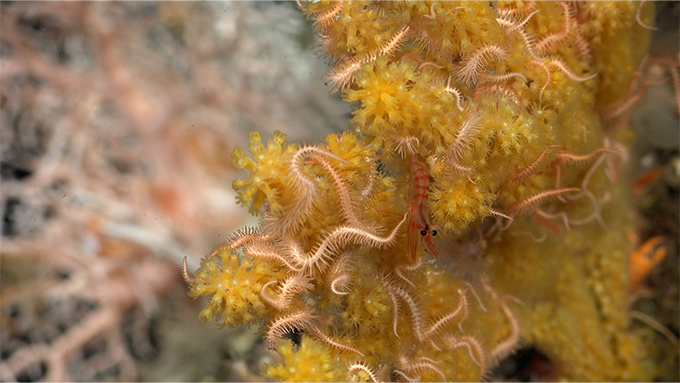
(186, 1), (666, 381)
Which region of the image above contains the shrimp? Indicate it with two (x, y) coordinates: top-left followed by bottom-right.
(408, 153), (440, 260)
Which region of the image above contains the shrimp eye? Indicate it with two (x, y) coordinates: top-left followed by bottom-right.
(431, 230), (437, 236)
(420, 230), (428, 237)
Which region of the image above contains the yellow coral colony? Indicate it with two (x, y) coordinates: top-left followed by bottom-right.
(186, 1), (660, 381)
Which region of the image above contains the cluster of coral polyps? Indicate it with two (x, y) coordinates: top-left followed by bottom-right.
(186, 1), (661, 381)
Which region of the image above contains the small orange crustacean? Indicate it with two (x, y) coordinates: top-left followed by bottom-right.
(408, 153), (439, 260)
(629, 235), (667, 292)
(627, 235), (678, 345)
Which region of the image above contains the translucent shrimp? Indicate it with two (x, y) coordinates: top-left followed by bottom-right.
(408, 153), (440, 260)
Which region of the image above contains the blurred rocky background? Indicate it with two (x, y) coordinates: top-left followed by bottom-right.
(0, 1), (676, 382)
(0, 2), (347, 381)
